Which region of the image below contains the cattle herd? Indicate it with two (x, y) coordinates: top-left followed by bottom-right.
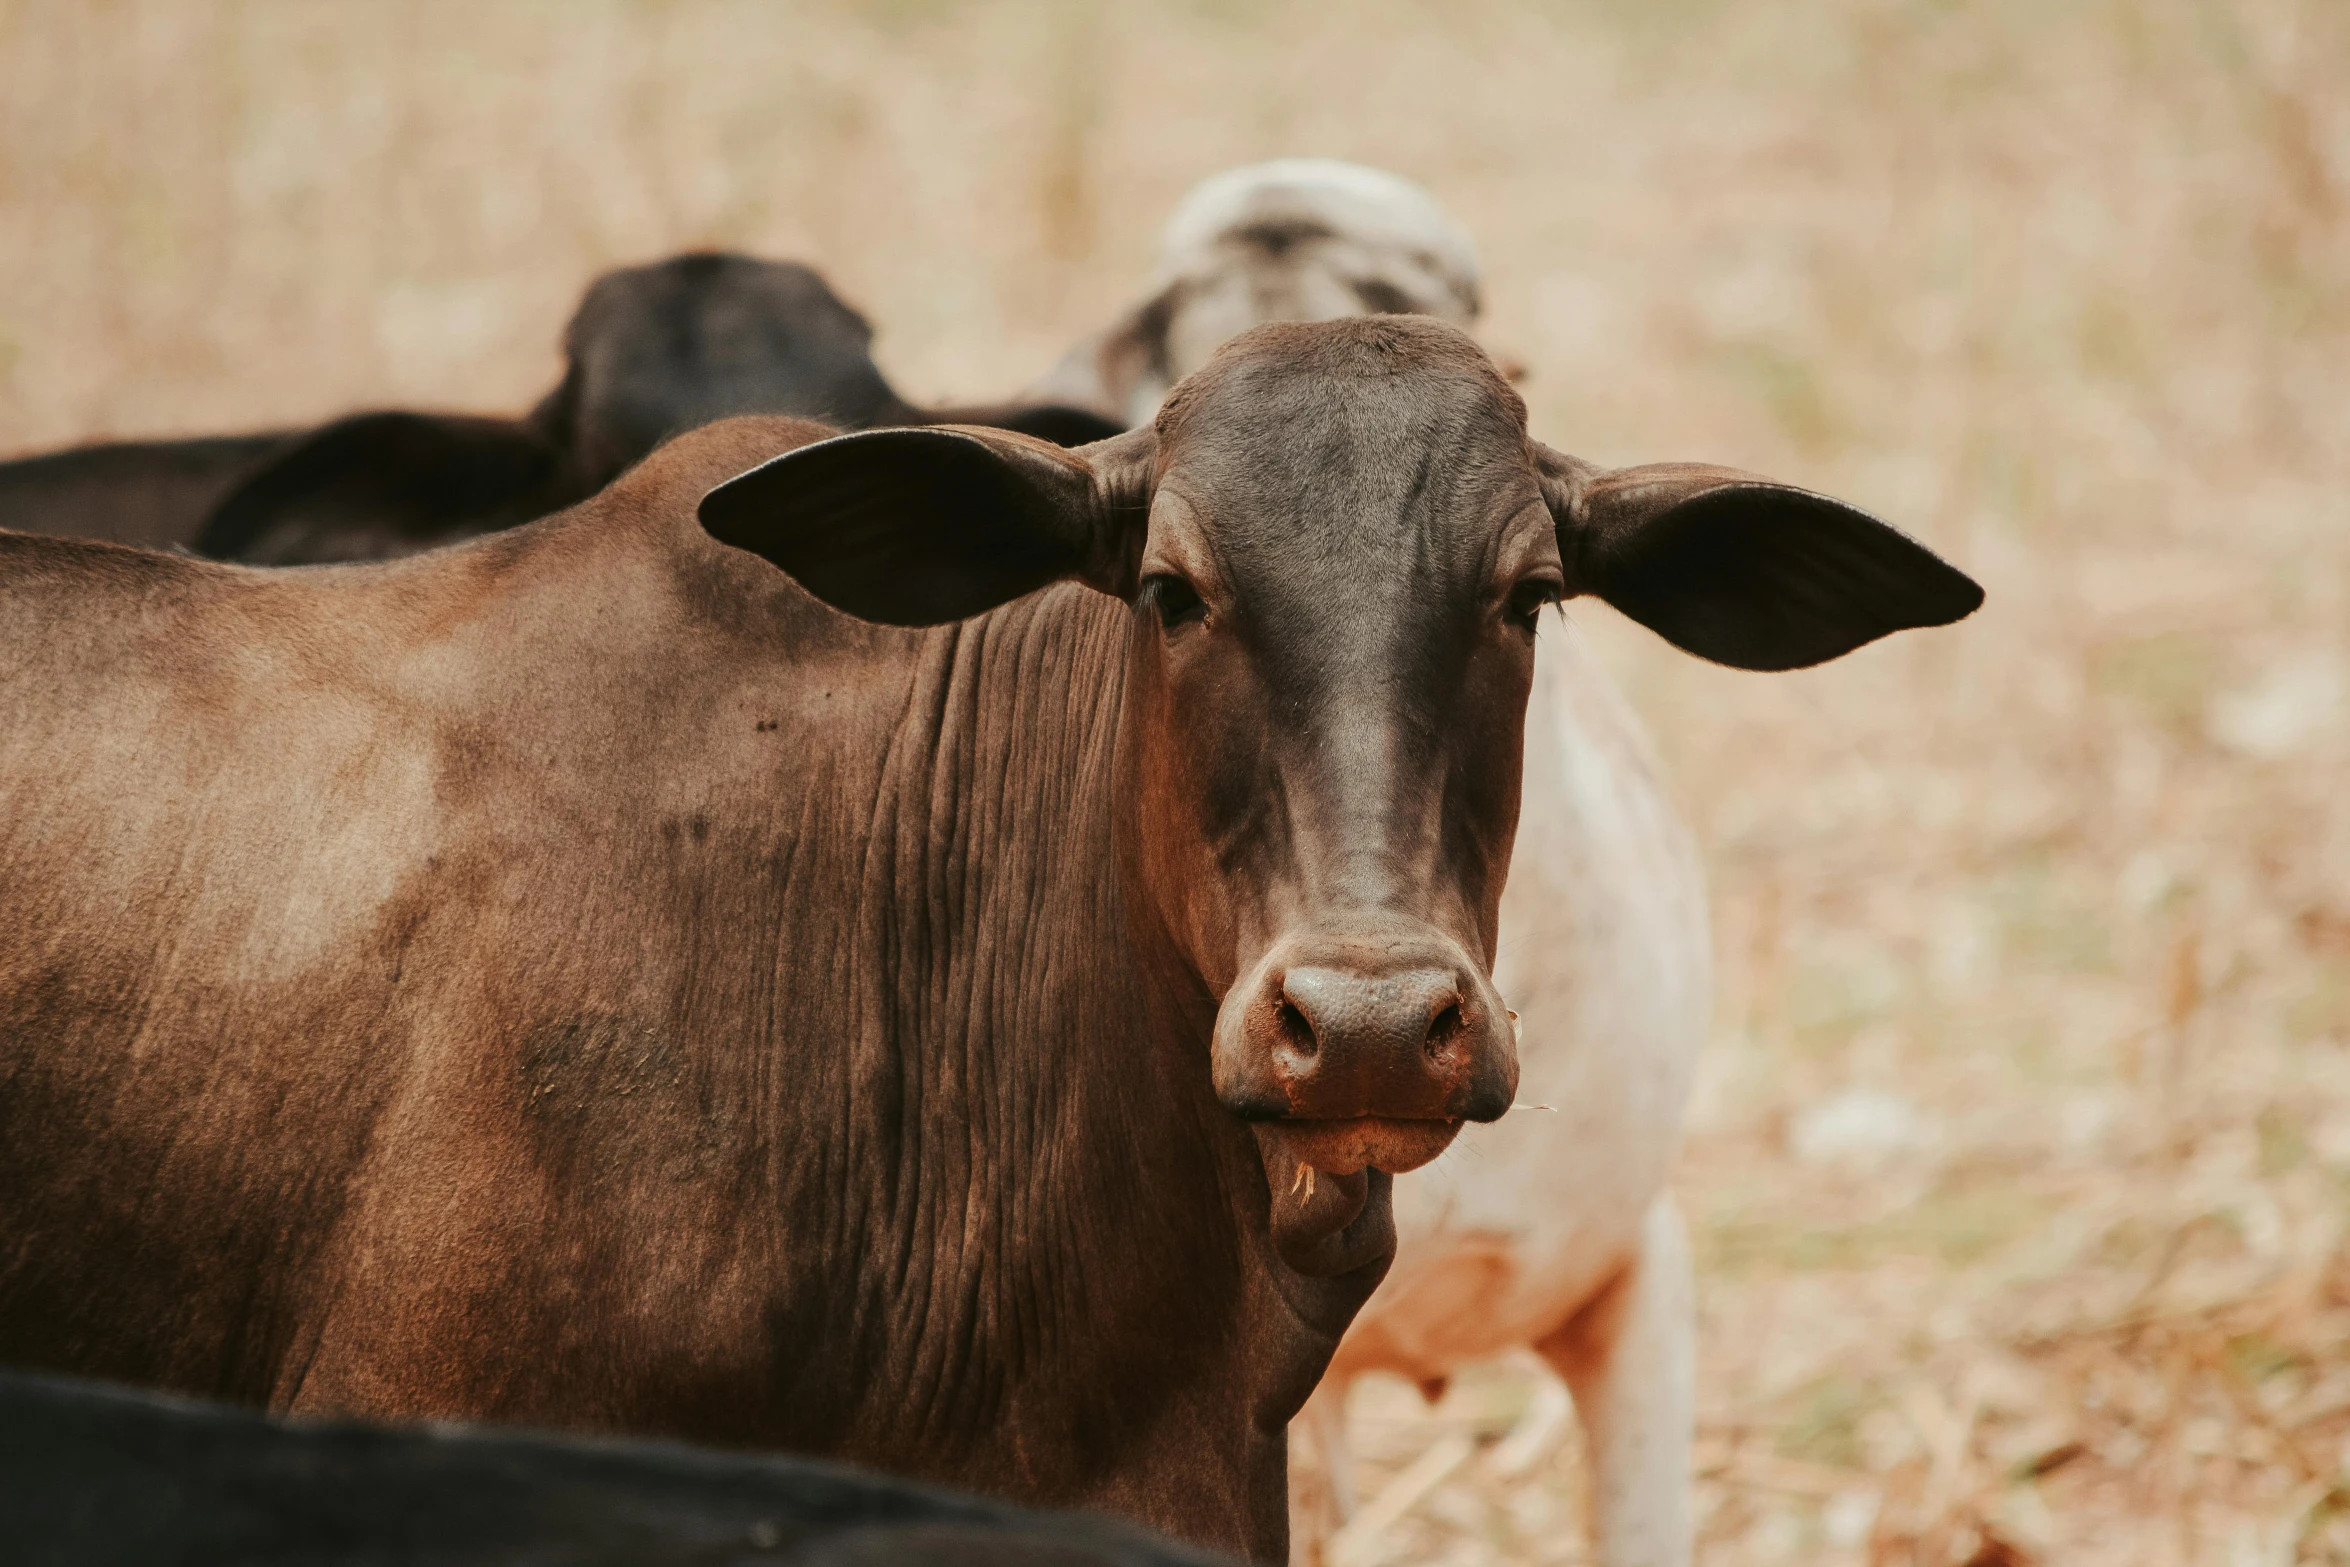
(0, 161), (1982, 1566)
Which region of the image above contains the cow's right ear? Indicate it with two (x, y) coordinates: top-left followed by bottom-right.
(699, 425), (1157, 626)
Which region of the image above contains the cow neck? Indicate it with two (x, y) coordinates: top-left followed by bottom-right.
(670, 571), (1263, 1503)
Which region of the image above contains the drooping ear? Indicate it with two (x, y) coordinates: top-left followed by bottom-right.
(1536, 446), (1984, 671)
(195, 411), (562, 565)
(698, 425), (1157, 626)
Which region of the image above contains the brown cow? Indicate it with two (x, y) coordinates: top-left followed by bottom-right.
(0, 317), (1978, 1562)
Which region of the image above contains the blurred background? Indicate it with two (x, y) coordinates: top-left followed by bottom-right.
(4, 1), (2345, 1562)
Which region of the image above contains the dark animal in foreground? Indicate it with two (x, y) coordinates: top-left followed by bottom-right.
(0, 251), (1119, 564)
(0, 1370), (1230, 1567)
(0, 316), (1979, 1560)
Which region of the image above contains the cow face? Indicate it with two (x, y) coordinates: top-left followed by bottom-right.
(699, 316), (1981, 1246)
(1113, 322), (1543, 1183)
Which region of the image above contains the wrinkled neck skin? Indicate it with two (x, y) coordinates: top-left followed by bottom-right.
(0, 422), (1381, 1566)
(669, 517), (1388, 1556)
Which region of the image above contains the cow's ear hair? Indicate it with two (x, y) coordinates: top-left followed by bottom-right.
(699, 425), (1156, 626)
(916, 402), (1131, 448)
(195, 412), (561, 564)
(1535, 444), (1984, 671)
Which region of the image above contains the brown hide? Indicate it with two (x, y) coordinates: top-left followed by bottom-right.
(0, 418), (1346, 1563)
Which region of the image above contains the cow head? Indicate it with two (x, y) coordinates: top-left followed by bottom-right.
(1026, 159), (1484, 428)
(540, 254), (911, 495)
(701, 315), (1981, 1268)
(195, 253), (1118, 566)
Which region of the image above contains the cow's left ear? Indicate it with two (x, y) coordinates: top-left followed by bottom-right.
(1535, 444), (1984, 671)
(699, 426), (1157, 626)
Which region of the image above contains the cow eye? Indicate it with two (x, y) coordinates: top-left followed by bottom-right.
(1143, 573), (1206, 629)
(1506, 575), (1564, 632)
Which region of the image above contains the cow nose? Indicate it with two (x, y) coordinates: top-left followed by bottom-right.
(1214, 934), (1519, 1129)
(1274, 965), (1465, 1071)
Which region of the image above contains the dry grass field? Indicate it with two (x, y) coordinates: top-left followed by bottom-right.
(4, 1), (2346, 1562)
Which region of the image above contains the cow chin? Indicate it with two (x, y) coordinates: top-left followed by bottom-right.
(1264, 1115), (1463, 1176)
(1250, 1124), (1399, 1282)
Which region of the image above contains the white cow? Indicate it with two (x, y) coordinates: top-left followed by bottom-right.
(1037, 161), (1709, 1567)
(1029, 160), (1484, 429)
(1308, 632), (1707, 1567)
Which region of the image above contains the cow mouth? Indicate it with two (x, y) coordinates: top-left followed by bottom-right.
(1250, 1123), (1402, 1281)
(1264, 1115), (1464, 1176)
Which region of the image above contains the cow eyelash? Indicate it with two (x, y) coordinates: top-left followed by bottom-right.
(1507, 576), (1565, 632)
(1142, 573), (1206, 629)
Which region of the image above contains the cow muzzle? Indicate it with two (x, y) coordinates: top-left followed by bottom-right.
(1212, 924), (1519, 1176)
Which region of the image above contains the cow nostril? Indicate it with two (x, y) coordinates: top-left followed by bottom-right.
(1276, 999), (1318, 1057)
(1424, 1001), (1463, 1058)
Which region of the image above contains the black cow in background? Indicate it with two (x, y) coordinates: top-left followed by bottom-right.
(0, 252), (1120, 566)
(0, 1370), (1229, 1567)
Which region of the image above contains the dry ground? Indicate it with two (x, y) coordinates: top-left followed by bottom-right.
(4, 1), (2346, 1562)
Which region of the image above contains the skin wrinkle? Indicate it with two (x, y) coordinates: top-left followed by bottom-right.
(671, 579), (1189, 1492)
(916, 630), (983, 1458)
(959, 605), (1108, 1457)
(849, 631), (927, 1283)
(1017, 607), (1131, 1462)
(901, 622), (984, 1445)
(964, 615), (1048, 1446)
